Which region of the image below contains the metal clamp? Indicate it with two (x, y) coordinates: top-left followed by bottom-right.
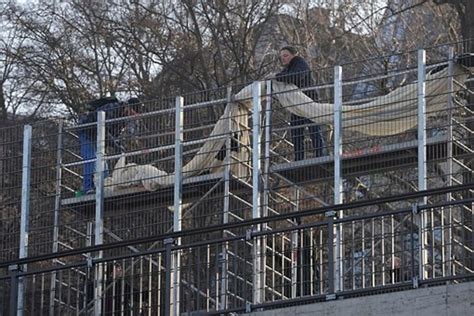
(8, 264), (20, 272)
(245, 301), (252, 313)
(218, 252), (227, 264)
(326, 293), (336, 301)
(412, 276), (419, 289)
(246, 229), (252, 241)
(86, 256), (93, 268)
(325, 210), (337, 218)
(411, 203), (419, 215)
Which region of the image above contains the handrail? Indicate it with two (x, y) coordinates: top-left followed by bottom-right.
(1, 182), (471, 269)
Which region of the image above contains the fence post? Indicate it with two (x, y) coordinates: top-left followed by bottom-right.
(164, 238), (174, 316)
(95, 111), (106, 246)
(219, 86), (233, 311)
(172, 96), (184, 316)
(445, 46), (455, 277)
(218, 252), (227, 311)
(50, 119), (64, 315)
(333, 65), (343, 292)
(263, 80), (273, 220)
(411, 204), (419, 288)
(18, 124), (32, 316)
(94, 111), (106, 315)
(417, 49), (428, 281)
(325, 211), (336, 300)
(251, 81), (263, 305)
(9, 264), (20, 316)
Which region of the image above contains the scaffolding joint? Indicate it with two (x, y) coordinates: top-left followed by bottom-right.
(218, 252), (227, 264)
(164, 237), (175, 246)
(246, 229), (253, 241)
(86, 256), (93, 268)
(326, 293), (337, 301)
(245, 301), (252, 313)
(325, 210), (337, 218)
(412, 276), (419, 289)
(411, 203), (420, 215)
(8, 264), (21, 273)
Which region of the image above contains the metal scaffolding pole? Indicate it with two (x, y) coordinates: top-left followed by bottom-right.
(94, 111), (106, 315)
(334, 65), (344, 292)
(252, 81), (263, 305)
(49, 120), (64, 315)
(263, 80), (273, 220)
(17, 124), (32, 316)
(417, 49), (428, 281)
(219, 86), (233, 310)
(172, 96), (184, 316)
(445, 47), (455, 277)
(261, 80), (272, 300)
(291, 189), (299, 298)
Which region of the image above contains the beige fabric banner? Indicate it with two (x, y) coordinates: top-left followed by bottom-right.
(104, 64), (471, 192)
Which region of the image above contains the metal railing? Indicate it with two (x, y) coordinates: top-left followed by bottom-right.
(0, 184), (472, 315)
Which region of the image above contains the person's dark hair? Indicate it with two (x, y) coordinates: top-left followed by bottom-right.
(280, 46), (298, 55)
(85, 96), (119, 111)
(127, 97), (141, 112)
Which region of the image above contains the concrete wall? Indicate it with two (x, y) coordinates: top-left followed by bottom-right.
(247, 282), (473, 316)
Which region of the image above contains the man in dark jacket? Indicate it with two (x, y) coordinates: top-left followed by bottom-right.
(276, 46), (325, 161)
(78, 96), (124, 194)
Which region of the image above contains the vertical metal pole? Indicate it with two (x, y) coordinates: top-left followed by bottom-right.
(445, 47), (455, 277)
(50, 120), (63, 316)
(371, 219), (375, 287)
(172, 96), (184, 316)
(326, 211), (335, 296)
(9, 265), (20, 316)
(390, 215), (395, 284)
(219, 86), (233, 310)
(417, 49), (428, 281)
(94, 111), (106, 315)
(18, 124), (32, 316)
(223, 87), (232, 227)
(291, 189), (299, 298)
(251, 81), (263, 305)
(263, 80), (272, 220)
(361, 219), (366, 288)
(410, 209), (417, 288)
(164, 238), (173, 316)
(85, 221), (93, 313)
(351, 222), (355, 289)
(95, 111), (106, 245)
(381, 217), (386, 285)
(261, 80), (272, 299)
(333, 66), (343, 292)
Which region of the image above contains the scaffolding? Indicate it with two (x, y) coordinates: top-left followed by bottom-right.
(0, 44), (473, 315)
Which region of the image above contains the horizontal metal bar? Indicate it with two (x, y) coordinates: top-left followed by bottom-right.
(2, 183), (472, 268)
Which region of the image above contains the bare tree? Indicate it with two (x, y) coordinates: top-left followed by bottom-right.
(0, 0), (468, 118)
(432, 0), (473, 51)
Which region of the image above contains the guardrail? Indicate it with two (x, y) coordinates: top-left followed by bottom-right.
(0, 184), (472, 315)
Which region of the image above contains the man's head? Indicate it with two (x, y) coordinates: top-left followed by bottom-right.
(113, 262), (123, 278)
(280, 46), (298, 66)
(85, 96), (119, 112)
(126, 97), (141, 114)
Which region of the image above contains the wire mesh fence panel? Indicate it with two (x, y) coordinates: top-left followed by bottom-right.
(340, 211), (418, 291)
(0, 275), (12, 315)
(0, 124), (24, 263)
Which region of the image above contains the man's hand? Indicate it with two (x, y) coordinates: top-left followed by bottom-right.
(265, 72), (276, 80)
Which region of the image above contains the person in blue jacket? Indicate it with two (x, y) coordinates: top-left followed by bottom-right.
(276, 46), (326, 161)
(77, 96), (124, 194)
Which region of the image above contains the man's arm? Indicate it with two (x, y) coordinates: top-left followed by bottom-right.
(275, 57), (311, 87)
